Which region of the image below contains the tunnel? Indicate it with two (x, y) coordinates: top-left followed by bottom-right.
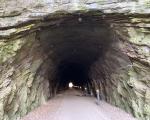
(1, 11), (150, 120)
(37, 16), (122, 95)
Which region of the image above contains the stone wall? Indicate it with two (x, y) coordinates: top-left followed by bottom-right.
(0, 32), (57, 120)
(90, 26), (150, 120)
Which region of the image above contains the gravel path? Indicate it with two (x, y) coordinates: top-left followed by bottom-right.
(21, 89), (138, 120)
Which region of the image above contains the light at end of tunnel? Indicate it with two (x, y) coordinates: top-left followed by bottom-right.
(69, 82), (73, 88)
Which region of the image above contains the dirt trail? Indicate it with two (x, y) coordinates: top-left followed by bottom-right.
(22, 89), (137, 120)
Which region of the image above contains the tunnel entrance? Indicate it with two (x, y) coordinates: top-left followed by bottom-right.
(38, 16), (118, 93)
(0, 1), (149, 118)
(1, 11), (150, 120)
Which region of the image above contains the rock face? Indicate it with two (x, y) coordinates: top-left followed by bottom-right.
(0, 32), (55, 120)
(0, 0), (150, 120)
(90, 27), (150, 119)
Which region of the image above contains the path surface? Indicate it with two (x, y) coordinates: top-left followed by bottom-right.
(22, 89), (137, 120)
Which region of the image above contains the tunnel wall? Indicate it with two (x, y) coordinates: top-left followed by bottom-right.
(0, 16), (150, 120)
(0, 1), (150, 119)
(0, 32), (57, 120)
(90, 27), (150, 120)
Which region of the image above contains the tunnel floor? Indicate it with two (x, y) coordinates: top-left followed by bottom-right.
(21, 89), (137, 120)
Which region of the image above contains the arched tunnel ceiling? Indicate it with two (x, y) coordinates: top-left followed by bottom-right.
(38, 19), (112, 66)
(35, 17), (119, 90)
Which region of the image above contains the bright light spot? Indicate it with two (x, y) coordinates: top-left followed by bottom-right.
(78, 17), (82, 22)
(96, 89), (99, 93)
(69, 82), (73, 88)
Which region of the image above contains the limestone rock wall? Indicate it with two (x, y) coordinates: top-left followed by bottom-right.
(90, 26), (150, 120)
(0, 32), (56, 120)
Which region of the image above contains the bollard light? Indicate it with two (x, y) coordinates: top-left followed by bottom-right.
(96, 89), (100, 105)
(90, 90), (93, 96)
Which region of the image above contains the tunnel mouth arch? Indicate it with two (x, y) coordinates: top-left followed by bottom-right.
(1, 9), (150, 120)
(33, 11), (131, 96)
(36, 14), (121, 92)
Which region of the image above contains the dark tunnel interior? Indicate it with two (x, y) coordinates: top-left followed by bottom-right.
(37, 16), (120, 93)
(57, 62), (88, 88)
